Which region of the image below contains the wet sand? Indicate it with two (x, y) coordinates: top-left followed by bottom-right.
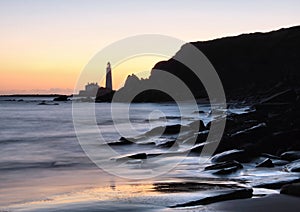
(164, 194), (300, 212)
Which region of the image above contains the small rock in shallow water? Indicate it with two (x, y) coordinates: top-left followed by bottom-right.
(128, 153), (147, 159)
(281, 183), (300, 197)
(170, 188), (253, 207)
(281, 151), (300, 161)
(188, 120), (207, 132)
(53, 95), (69, 101)
(114, 153), (147, 162)
(253, 176), (300, 189)
(205, 160), (243, 171)
(146, 124), (182, 136)
(213, 166), (242, 175)
(261, 153), (281, 160)
(285, 159), (300, 172)
(193, 110), (206, 114)
(108, 137), (134, 146)
(256, 158), (274, 168)
(259, 89), (297, 104)
(157, 139), (176, 148)
(211, 149), (251, 163)
(272, 159), (290, 166)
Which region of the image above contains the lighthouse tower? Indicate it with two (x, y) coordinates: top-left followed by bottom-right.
(106, 62), (113, 90)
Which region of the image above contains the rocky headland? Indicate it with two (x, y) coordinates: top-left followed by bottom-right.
(105, 26), (300, 207)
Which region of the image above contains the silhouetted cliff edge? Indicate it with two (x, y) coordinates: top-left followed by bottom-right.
(117, 26), (300, 102)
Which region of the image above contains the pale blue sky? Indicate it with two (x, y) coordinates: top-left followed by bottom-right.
(1, 0), (299, 41)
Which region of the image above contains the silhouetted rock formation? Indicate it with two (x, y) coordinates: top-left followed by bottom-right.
(95, 88), (115, 102)
(53, 95), (69, 101)
(117, 26), (300, 102)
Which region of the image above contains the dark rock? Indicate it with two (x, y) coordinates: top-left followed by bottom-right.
(281, 151), (300, 161)
(38, 101), (59, 105)
(285, 160), (300, 172)
(108, 137), (134, 146)
(205, 160), (243, 171)
(229, 123), (267, 137)
(79, 97), (94, 102)
(256, 158), (274, 168)
(157, 139), (176, 148)
(210, 118), (269, 154)
(146, 124), (182, 136)
(261, 153), (281, 160)
(254, 130), (300, 156)
(281, 183), (300, 197)
(114, 153), (147, 162)
(189, 141), (220, 155)
(193, 110), (206, 114)
(116, 26), (300, 101)
(119, 136), (132, 142)
(38, 101), (47, 105)
(163, 124), (182, 134)
(272, 159), (290, 166)
(159, 116), (181, 120)
(228, 123), (269, 145)
(53, 95), (69, 101)
(211, 149), (253, 163)
(188, 120), (207, 132)
(95, 89), (115, 102)
(259, 89), (297, 104)
(213, 166), (242, 175)
(255, 103), (293, 118)
(170, 188), (253, 207)
(195, 130), (209, 144)
(253, 176), (300, 189)
(128, 153), (147, 159)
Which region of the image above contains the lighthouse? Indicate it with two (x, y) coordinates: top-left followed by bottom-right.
(106, 62), (113, 90)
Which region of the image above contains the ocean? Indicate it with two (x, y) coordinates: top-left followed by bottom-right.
(0, 96), (254, 211)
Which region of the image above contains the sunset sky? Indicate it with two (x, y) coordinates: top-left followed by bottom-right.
(0, 0), (299, 94)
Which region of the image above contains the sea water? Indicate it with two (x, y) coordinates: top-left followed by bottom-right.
(0, 97), (249, 210)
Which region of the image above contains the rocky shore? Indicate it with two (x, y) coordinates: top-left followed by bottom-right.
(4, 27), (299, 211)
(103, 84), (299, 208)
(94, 26), (300, 209)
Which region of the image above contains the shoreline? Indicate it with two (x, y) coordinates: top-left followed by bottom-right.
(176, 194), (300, 212)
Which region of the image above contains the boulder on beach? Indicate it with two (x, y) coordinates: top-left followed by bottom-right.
(259, 89), (297, 104)
(254, 130), (300, 156)
(256, 158), (274, 168)
(211, 149), (253, 163)
(281, 183), (300, 197)
(285, 159), (300, 172)
(146, 124), (183, 136)
(205, 160), (243, 171)
(188, 120), (207, 132)
(253, 176), (300, 189)
(281, 151), (300, 161)
(170, 188), (253, 207)
(114, 152), (147, 162)
(213, 166), (243, 175)
(108, 137), (135, 146)
(157, 139), (176, 148)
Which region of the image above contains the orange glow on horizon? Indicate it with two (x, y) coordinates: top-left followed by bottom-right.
(0, 53), (167, 95)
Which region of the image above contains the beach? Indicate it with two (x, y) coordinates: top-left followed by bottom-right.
(1, 94), (300, 211)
